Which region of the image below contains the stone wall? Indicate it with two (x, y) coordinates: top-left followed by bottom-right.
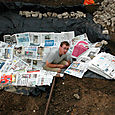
(93, 0), (115, 32)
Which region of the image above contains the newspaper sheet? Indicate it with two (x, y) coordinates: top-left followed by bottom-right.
(88, 52), (115, 79)
(64, 61), (88, 78)
(68, 33), (91, 56)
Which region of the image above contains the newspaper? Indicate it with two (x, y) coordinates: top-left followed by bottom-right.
(13, 70), (56, 87)
(77, 47), (101, 60)
(88, 52), (115, 79)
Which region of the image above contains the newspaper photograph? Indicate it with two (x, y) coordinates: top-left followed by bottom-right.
(42, 33), (54, 47)
(15, 32), (30, 46)
(29, 32), (42, 46)
(0, 48), (13, 60)
(32, 60), (43, 70)
(24, 46), (37, 59)
(4, 34), (17, 45)
(13, 46), (25, 58)
(0, 72), (12, 84)
(37, 47), (44, 60)
(23, 59), (32, 71)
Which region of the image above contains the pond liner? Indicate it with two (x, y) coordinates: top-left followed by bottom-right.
(0, 2), (112, 96)
(0, 11), (110, 43)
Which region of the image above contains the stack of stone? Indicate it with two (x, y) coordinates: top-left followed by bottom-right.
(19, 11), (86, 19)
(93, 0), (115, 32)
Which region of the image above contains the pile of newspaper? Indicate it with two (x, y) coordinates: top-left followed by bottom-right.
(88, 52), (115, 79)
(64, 33), (115, 80)
(0, 31), (75, 87)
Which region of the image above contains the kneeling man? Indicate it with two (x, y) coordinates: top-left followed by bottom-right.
(42, 41), (72, 73)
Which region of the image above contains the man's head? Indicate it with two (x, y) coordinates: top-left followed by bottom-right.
(59, 41), (70, 55)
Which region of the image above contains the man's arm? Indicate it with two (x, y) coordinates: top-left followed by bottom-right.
(46, 60), (65, 69)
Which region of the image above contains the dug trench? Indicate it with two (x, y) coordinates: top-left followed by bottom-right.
(0, 0), (115, 115)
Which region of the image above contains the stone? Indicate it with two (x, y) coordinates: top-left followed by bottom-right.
(73, 94), (80, 100)
(57, 14), (62, 19)
(38, 13), (42, 19)
(52, 12), (58, 17)
(47, 12), (52, 17)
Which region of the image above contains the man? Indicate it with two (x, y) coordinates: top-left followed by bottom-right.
(42, 41), (72, 73)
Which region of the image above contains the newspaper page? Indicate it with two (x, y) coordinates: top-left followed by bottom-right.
(4, 34), (17, 45)
(64, 61), (88, 78)
(36, 70), (57, 86)
(15, 32), (30, 46)
(15, 73), (38, 87)
(68, 33), (91, 56)
(88, 52), (115, 79)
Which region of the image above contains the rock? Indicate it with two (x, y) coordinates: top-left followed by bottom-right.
(73, 94), (80, 100)
(57, 14), (62, 19)
(31, 11), (38, 17)
(42, 13), (47, 17)
(38, 13), (42, 19)
(52, 12), (58, 17)
(47, 12), (52, 17)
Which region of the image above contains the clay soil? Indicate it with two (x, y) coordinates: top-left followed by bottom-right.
(0, 0), (115, 115)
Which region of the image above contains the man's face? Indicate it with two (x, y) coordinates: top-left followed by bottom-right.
(60, 44), (69, 55)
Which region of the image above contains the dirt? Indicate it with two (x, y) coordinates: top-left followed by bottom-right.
(0, 0), (115, 115)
